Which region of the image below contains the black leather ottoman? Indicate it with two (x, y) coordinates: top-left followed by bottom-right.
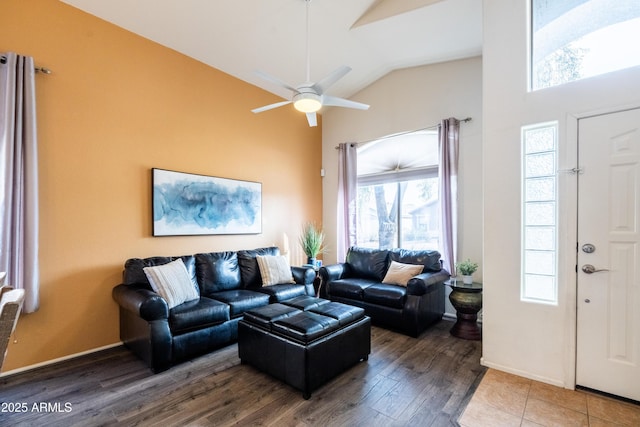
(238, 298), (371, 399)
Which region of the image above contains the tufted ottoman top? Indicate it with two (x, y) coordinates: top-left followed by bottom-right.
(272, 311), (340, 343)
(308, 302), (365, 327)
(242, 302), (299, 331)
(243, 297), (365, 345)
(282, 295), (330, 311)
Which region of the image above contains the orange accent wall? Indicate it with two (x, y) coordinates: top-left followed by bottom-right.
(0, 0), (322, 372)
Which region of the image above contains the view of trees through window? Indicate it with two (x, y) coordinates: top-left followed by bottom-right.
(357, 177), (439, 251)
(531, 0), (640, 90)
(355, 130), (440, 251)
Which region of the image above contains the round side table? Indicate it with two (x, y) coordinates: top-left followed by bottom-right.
(447, 280), (482, 340)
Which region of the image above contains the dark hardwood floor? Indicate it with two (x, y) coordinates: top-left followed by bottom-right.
(0, 319), (485, 426)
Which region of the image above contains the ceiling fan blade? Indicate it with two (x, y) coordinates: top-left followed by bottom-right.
(251, 100), (292, 114)
(254, 70), (298, 93)
(306, 112), (317, 127)
(322, 95), (370, 110)
(312, 65), (352, 94)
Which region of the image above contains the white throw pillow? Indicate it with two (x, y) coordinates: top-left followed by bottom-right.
(143, 259), (199, 308)
(382, 261), (424, 286)
(256, 255), (295, 286)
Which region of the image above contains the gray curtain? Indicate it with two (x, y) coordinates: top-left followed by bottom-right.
(438, 118), (459, 275)
(336, 143), (357, 262)
(0, 52), (39, 313)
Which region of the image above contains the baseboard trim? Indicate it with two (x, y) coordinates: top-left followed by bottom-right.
(480, 357), (566, 388)
(443, 312), (457, 321)
(0, 342), (123, 378)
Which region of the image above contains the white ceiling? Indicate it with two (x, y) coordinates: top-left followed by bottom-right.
(59, 0), (482, 102)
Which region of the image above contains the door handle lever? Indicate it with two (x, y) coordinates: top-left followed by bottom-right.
(581, 264), (609, 274)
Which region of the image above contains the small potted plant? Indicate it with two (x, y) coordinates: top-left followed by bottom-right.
(299, 222), (326, 267)
(455, 258), (478, 284)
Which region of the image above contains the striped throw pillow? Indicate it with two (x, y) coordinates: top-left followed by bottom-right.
(143, 259), (199, 308)
(256, 255), (295, 286)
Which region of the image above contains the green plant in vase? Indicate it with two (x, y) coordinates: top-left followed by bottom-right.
(299, 222), (326, 267)
(455, 258), (478, 284)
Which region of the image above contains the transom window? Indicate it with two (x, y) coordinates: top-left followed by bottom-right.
(531, 0), (640, 90)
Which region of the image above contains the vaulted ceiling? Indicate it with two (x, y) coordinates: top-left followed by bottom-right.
(60, 0), (482, 102)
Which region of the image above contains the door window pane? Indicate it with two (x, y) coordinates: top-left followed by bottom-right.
(525, 250), (556, 276)
(525, 202), (556, 226)
(525, 226), (555, 251)
(525, 177), (555, 202)
(525, 153), (556, 177)
(523, 275), (557, 302)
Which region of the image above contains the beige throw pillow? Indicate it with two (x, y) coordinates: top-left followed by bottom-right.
(382, 261), (424, 286)
(143, 258), (199, 308)
(256, 255), (295, 286)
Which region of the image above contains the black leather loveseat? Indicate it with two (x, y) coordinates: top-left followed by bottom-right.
(112, 247), (315, 373)
(319, 247), (450, 337)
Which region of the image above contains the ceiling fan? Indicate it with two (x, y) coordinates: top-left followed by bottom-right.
(251, 0), (370, 127)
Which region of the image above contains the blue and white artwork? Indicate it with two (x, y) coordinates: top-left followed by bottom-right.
(152, 168), (262, 236)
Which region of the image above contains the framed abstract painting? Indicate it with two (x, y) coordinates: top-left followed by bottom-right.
(152, 168), (262, 236)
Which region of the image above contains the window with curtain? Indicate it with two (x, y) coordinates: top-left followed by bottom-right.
(355, 131), (440, 250)
(0, 52), (40, 313)
(531, 0), (640, 91)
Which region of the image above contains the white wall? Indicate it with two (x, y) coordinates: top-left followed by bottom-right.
(483, 0), (640, 386)
(321, 57), (483, 316)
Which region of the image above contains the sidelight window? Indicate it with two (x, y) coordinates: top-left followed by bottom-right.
(522, 122), (558, 304)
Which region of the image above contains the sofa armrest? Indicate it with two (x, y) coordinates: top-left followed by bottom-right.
(112, 284), (169, 321)
(318, 263), (347, 283)
(291, 266), (316, 286)
(406, 270), (450, 296)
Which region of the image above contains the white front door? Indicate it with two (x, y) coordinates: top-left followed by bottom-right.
(576, 107), (640, 401)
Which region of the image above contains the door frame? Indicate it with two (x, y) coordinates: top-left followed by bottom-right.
(563, 103), (640, 390)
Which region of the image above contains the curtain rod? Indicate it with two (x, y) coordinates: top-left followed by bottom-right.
(35, 66), (52, 74)
(0, 55), (52, 74)
(335, 117), (472, 149)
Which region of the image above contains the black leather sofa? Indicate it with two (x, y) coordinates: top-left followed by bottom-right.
(112, 247), (315, 373)
(319, 247), (450, 337)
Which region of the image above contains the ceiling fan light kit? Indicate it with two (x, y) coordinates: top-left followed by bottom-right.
(293, 92), (322, 113)
(251, 0), (369, 127)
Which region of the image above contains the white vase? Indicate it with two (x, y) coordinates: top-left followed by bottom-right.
(462, 275), (473, 284)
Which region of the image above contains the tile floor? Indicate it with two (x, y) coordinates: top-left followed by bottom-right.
(459, 368), (640, 426)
